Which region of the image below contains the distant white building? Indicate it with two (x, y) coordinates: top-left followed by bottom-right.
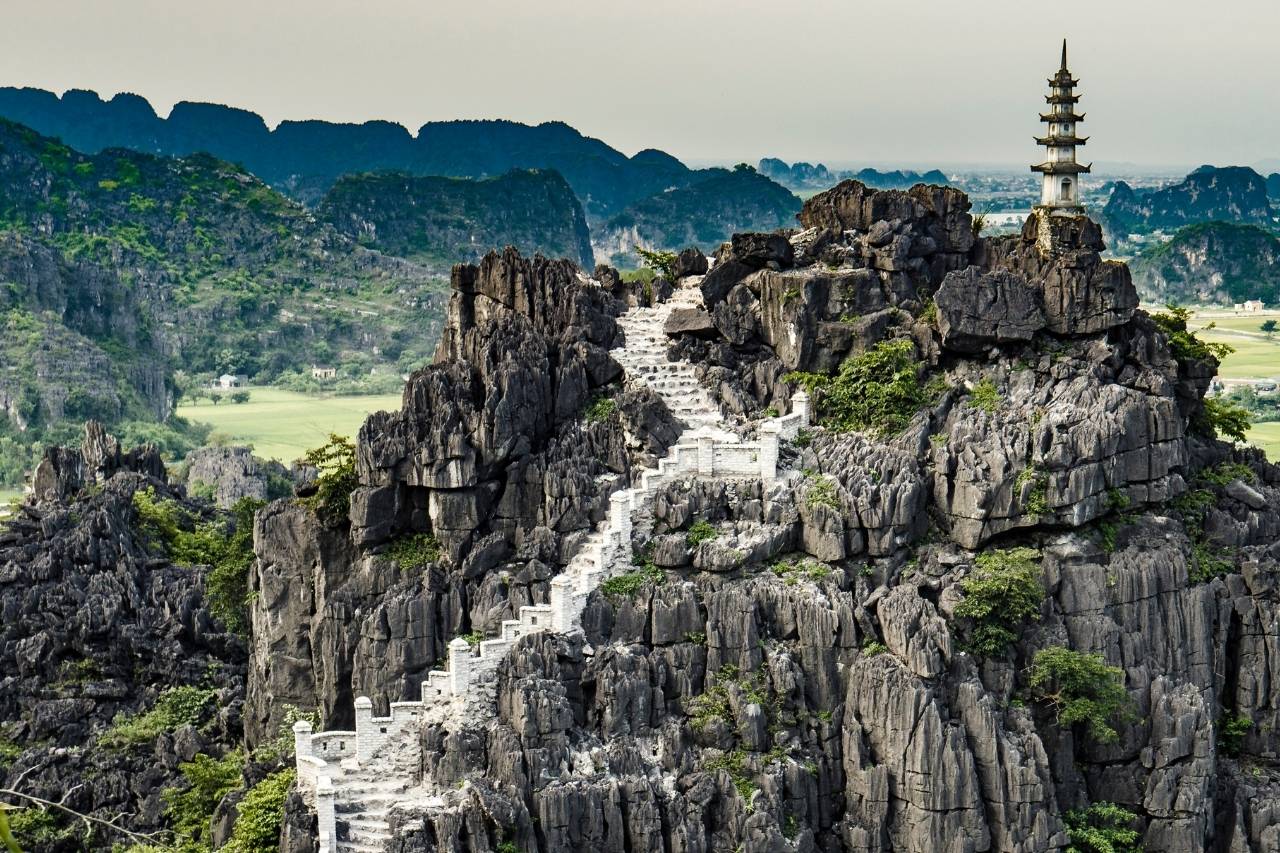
(216, 373), (249, 389)
(311, 366), (338, 380)
(1244, 300), (1265, 313)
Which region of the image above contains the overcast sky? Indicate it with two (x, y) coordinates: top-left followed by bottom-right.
(2, 0), (1277, 170)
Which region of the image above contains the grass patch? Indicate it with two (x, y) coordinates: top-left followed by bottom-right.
(769, 557), (831, 585)
(584, 395), (617, 423)
(968, 378), (1001, 413)
(176, 387), (400, 465)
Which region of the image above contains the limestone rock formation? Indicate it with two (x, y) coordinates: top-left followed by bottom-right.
(235, 181), (1280, 853)
(0, 425), (247, 847)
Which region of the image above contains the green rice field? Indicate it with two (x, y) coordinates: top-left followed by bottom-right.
(1188, 309), (1280, 460)
(178, 387), (402, 465)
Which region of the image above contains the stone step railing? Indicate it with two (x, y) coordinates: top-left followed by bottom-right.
(294, 280), (808, 851)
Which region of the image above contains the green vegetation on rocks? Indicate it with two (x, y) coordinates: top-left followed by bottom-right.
(1063, 801), (1142, 853)
(99, 686), (218, 750)
(132, 488), (263, 635)
(1028, 647), (1134, 743)
(385, 532), (444, 569)
(785, 339), (936, 435)
(162, 750), (244, 852)
(223, 769), (294, 853)
(954, 547), (1044, 656)
(298, 434), (358, 526)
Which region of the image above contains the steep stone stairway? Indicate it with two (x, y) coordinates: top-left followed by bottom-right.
(296, 272), (806, 852)
(613, 280), (739, 442)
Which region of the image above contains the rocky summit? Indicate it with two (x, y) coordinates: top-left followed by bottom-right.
(6, 177), (1280, 853)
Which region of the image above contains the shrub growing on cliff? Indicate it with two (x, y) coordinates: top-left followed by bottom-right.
(686, 519), (718, 548)
(1028, 647), (1134, 743)
(968, 379), (1002, 413)
(785, 339), (932, 435)
(954, 547), (1044, 656)
(298, 434), (358, 526)
(385, 532), (443, 570)
(162, 750), (244, 851)
(205, 497), (266, 636)
(100, 685), (218, 749)
(583, 395), (617, 424)
(132, 489), (263, 636)
(1151, 304), (1233, 365)
(1063, 801), (1141, 853)
(223, 769), (294, 853)
(1198, 396), (1252, 443)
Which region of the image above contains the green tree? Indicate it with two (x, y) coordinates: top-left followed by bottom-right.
(954, 547), (1044, 656)
(299, 434), (358, 526)
(1028, 647), (1135, 743)
(1063, 801), (1142, 853)
(1261, 319), (1277, 338)
(634, 245), (678, 280)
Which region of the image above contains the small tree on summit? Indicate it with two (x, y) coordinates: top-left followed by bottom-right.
(635, 245), (677, 280)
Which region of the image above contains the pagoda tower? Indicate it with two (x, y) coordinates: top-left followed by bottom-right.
(1032, 40), (1090, 213)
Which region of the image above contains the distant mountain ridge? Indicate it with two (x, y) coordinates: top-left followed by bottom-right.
(1103, 165), (1277, 234)
(0, 87), (700, 218)
(319, 169), (595, 268)
(0, 118), (446, 482)
(1130, 221), (1280, 305)
(759, 157), (949, 191)
(592, 165), (801, 267)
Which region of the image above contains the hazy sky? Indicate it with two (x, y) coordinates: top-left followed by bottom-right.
(2, 0), (1277, 169)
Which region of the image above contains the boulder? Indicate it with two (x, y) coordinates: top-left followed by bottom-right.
(935, 266), (1046, 352)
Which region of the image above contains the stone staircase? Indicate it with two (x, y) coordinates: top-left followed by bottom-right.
(294, 273), (808, 852)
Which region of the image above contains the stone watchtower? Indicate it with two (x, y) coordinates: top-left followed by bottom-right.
(1030, 40), (1093, 254)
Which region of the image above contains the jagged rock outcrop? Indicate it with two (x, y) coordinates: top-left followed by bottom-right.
(183, 444), (293, 507)
(0, 424), (247, 849)
(253, 182), (1280, 853)
(246, 248), (684, 743)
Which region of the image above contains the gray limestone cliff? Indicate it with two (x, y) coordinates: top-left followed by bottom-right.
(247, 181), (1280, 852)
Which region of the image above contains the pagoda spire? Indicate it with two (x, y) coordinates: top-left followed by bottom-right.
(1031, 39), (1090, 213)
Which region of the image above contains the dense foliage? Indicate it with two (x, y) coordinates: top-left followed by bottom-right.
(298, 434), (359, 526)
(162, 750), (244, 851)
(222, 769), (295, 853)
(1150, 305), (1234, 365)
(954, 547), (1044, 656)
(1028, 647), (1135, 743)
(786, 339), (935, 435)
(1063, 801), (1142, 853)
(385, 532), (444, 570)
(132, 488), (264, 635)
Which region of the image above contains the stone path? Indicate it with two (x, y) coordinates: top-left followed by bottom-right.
(295, 274), (806, 852)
